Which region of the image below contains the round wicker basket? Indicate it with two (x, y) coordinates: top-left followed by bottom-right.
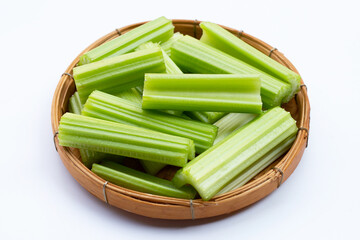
(51, 19), (310, 220)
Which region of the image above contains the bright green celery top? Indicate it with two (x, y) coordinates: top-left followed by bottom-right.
(172, 107), (298, 201)
(73, 47), (166, 104)
(200, 22), (300, 102)
(160, 32), (184, 56)
(68, 92), (108, 168)
(82, 90), (218, 154)
(216, 135), (296, 195)
(58, 113), (195, 167)
(78, 16), (174, 65)
(170, 36), (291, 108)
(142, 74), (262, 113)
(92, 162), (196, 199)
(213, 112), (257, 144)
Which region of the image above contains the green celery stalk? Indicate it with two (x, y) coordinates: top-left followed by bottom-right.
(78, 16), (174, 65)
(73, 47), (166, 104)
(172, 107), (298, 201)
(200, 22), (301, 102)
(58, 113), (195, 167)
(184, 111), (227, 124)
(216, 135), (296, 195)
(92, 162), (196, 199)
(160, 32), (184, 56)
(82, 90), (218, 153)
(142, 74), (262, 113)
(68, 92), (108, 168)
(213, 112), (257, 144)
(115, 88), (143, 106)
(170, 36), (291, 108)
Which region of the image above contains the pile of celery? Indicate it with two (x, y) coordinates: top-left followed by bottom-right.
(57, 17), (300, 200)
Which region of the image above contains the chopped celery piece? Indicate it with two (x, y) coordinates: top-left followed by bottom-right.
(68, 92), (108, 168)
(82, 90), (218, 153)
(142, 74), (262, 113)
(160, 32), (184, 56)
(138, 40), (227, 123)
(217, 135), (296, 195)
(213, 113), (257, 144)
(185, 111), (227, 124)
(171, 36), (291, 108)
(78, 16), (174, 65)
(115, 88), (143, 106)
(58, 113), (194, 167)
(200, 22), (301, 102)
(68, 91), (83, 115)
(140, 161), (166, 175)
(92, 162), (196, 199)
(73, 47), (166, 104)
(172, 107), (298, 201)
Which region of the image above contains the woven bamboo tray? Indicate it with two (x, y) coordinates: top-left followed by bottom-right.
(51, 19), (310, 220)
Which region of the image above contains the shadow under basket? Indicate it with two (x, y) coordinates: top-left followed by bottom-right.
(51, 19), (310, 220)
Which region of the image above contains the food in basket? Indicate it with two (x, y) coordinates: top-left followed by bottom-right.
(57, 17), (302, 201)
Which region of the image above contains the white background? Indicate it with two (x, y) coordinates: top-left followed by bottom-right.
(1, 0), (359, 239)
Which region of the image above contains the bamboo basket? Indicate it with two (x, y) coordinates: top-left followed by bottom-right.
(51, 19), (310, 220)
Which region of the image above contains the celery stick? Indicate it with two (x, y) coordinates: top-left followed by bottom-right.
(92, 162), (196, 199)
(142, 74), (262, 113)
(213, 113), (257, 144)
(172, 107), (298, 201)
(200, 22), (301, 102)
(78, 17), (174, 65)
(73, 47), (166, 104)
(82, 90), (218, 153)
(216, 135), (296, 195)
(146, 39), (228, 124)
(115, 88), (143, 106)
(68, 92), (108, 168)
(138, 41), (228, 122)
(171, 36), (291, 108)
(160, 32), (184, 56)
(184, 111), (227, 124)
(58, 113), (194, 167)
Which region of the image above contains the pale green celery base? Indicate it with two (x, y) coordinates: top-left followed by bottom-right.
(140, 160), (167, 175)
(213, 113), (257, 144)
(199, 22), (301, 103)
(92, 162), (196, 199)
(216, 135), (296, 195)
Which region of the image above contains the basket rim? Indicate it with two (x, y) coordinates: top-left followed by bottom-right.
(51, 19), (310, 219)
